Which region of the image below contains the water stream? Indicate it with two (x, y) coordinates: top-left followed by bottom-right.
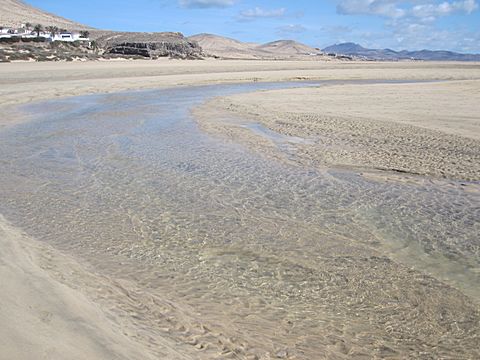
(0, 81), (478, 358)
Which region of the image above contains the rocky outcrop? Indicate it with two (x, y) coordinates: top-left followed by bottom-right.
(106, 40), (203, 59)
(91, 31), (204, 59)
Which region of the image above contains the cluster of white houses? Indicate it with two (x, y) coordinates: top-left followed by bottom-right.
(0, 24), (89, 42)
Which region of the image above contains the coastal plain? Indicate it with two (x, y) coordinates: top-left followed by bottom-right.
(1, 59), (480, 108)
(1, 59), (480, 360)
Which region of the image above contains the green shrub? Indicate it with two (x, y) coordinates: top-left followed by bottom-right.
(27, 37), (47, 43)
(0, 37), (21, 44)
(7, 52), (32, 61)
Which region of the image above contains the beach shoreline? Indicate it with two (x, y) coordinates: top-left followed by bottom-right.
(1, 59), (480, 122)
(0, 59), (480, 129)
(1, 60), (480, 359)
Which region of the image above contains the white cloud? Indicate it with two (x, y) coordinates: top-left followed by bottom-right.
(277, 24), (307, 35)
(239, 7), (287, 19)
(412, 0), (478, 18)
(337, 0), (407, 18)
(391, 23), (480, 51)
(337, 0), (478, 20)
(179, 0), (235, 9)
(336, 0), (479, 51)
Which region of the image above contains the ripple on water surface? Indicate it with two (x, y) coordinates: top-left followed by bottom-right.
(0, 82), (479, 358)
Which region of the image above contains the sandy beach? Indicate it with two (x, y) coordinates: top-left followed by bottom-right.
(1, 60), (480, 359)
(195, 78), (480, 181)
(1, 59), (480, 108)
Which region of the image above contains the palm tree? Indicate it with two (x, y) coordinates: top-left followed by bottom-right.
(90, 40), (98, 52)
(25, 22), (32, 31)
(33, 24), (43, 37)
(80, 30), (90, 39)
(46, 25), (59, 39)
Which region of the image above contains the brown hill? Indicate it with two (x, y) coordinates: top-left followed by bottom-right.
(188, 33), (263, 59)
(257, 40), (319, 55)
(188, 33), (325, 59)
(0, 0), (91, 29)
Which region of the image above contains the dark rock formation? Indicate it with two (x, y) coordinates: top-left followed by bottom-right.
(91, 31), (204, 59)
(106, 40), (203, 59)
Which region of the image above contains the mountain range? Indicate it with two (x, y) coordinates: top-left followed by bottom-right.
(323, 42), (480, 61)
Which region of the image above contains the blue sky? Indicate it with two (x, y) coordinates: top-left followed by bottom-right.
(26, 0), (480, 52)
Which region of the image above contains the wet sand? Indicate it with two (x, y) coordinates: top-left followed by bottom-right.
(0, 216), (163, 360)
(1, 61), (480, 359)
(196, 79), (480, 181)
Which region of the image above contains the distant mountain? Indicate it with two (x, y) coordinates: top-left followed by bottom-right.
(189, 33), (324, 59)
(323, 42), (480, 61)
(323, 42), (367, 54)
(396, 49), (480, 61)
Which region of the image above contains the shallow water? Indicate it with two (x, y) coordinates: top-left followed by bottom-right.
(0, 81), (479, 358)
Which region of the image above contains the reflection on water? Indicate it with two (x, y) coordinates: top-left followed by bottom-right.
(0, 82), (479, 358)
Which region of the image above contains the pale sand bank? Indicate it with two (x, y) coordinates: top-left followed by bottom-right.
(0, 217), (155, 360)
(195, 79), (480, 181)
(1, 59), (480, 114)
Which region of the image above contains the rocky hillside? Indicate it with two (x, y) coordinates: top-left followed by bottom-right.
(0, 0), (91, 29)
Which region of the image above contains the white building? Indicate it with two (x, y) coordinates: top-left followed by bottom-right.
(0, 28), (16, 39)
(51, 32), (89, 42)
(0, 28), (89, 42)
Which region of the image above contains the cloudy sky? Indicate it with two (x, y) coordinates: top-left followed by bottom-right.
(26, 0), (480, 52)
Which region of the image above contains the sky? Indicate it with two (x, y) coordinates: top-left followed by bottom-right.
(25, 0), (480, 52)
